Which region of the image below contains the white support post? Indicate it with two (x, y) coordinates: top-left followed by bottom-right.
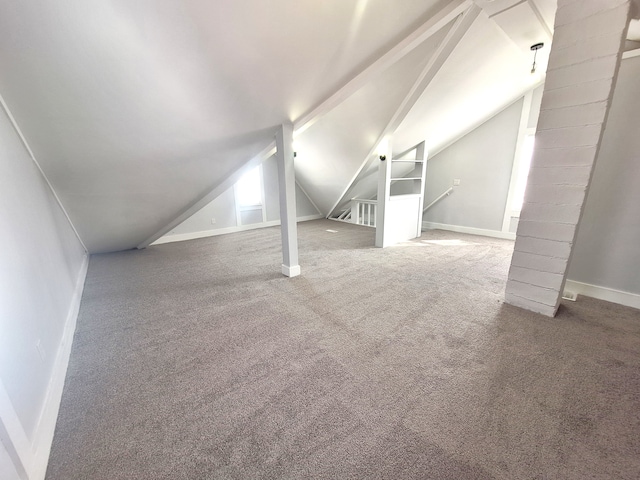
(275, 123), (300, 277)
(375, 138), (392, 248)
(415, 141), (427, 237)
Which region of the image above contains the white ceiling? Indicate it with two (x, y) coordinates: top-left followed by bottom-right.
(0, 0), (576, 251)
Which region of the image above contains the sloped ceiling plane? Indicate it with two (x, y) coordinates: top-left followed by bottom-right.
(0, 0), (557, 253)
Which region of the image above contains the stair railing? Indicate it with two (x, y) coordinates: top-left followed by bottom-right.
(423, 187), (453, 213)
(351, 198), (377, 227)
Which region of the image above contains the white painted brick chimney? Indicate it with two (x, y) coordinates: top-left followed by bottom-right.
(505, 0), (633, 316)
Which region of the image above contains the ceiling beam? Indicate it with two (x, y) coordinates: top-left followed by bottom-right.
(428, 77), (544, 160)
(527, 0), (553, 40)
(293, 0), (472, 136)
(327, 4), (481, 218)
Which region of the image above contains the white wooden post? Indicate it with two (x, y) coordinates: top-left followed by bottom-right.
(415, 141), (427, 237)
(275, 123), (300, 277)
(375, 139), (391, 247)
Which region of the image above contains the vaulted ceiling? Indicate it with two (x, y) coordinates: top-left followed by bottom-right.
(0, 0), (561, 252)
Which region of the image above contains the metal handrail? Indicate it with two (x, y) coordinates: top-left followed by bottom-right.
(423, 187), (453, 212)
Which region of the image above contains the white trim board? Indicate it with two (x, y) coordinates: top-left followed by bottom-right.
(622, 48), (640, 60)
(151, 215), (323, 246)
(422, 221), (516, 240)
(30, 254), (89, 480)
(564, 280), (640, 311)
(0, 254), (89, 480)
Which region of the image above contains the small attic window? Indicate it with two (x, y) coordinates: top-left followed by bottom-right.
(236, 166), (262, 207)
(234, 165), (266, 226)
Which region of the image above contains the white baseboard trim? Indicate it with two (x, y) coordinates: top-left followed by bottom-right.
(422, 222), (516, 240)
(281, 264), (301, 277)
(31, 253), (89, 480)
(0, 254), (88, 480)
(151, 214), (324, 246)
(622, 48), (640, 60)
(564, 280), (640, 311)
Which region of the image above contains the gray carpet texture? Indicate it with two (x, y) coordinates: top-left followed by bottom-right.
(46, 220), (640, 479)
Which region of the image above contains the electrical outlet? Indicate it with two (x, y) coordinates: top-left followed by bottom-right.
(453, 179), (461, 186)
(211, 218), (216, 225)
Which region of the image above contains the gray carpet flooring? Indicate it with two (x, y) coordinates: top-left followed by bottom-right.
(47, 220), (640, 479)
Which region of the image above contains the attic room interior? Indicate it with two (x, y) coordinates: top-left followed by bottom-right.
(1, 0), (640, 479)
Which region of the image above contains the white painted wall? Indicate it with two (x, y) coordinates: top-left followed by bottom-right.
(422, 98), (523, 232)
(0, 101), (87, 477)
(567, 55), (640, 299)
(157, 155), (320, 243)
(0, 440), (20, 480)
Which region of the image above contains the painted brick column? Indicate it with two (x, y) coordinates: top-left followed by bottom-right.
(505, 0), (633, 316)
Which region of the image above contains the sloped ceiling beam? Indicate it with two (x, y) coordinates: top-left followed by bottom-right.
(327, 4), (481, 218)
(137, 141), (275, 249)
(527, 0), (554, 39)
(293, 0), (472, 135)
(428, 78), (544, 160)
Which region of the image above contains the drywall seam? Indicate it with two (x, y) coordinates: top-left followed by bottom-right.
(422, 221), (516, 240)
(0, 94), (88, 253)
